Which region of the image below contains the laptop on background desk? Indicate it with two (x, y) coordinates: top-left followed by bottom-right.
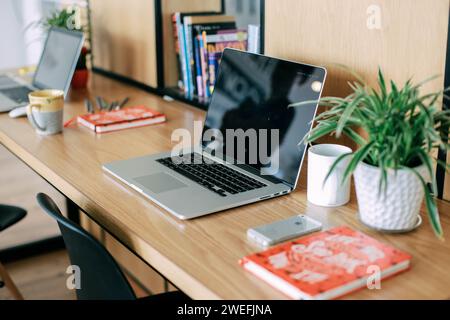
(103, 49), (327, 220)
(0, 27), (84, 112)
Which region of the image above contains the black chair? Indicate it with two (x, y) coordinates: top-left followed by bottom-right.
(36, 193), (188, 301)
(0, 204), (27, 300)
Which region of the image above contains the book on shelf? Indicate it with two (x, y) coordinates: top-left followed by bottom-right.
(172, 12), (256, 100)
(240, 226), (411, 300)
(203, 29), (248, 96)
(247, 24), (261, 54)
(183, 15), (236, 97)
(171, 11), (222, 94)
(77, 106), (166, 133)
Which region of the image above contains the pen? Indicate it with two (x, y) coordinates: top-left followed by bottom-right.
(85, 99), (94, 114)
(95, 96), (104, 110)
(118, 97), (130, 109)
(109, 101), (118, 111)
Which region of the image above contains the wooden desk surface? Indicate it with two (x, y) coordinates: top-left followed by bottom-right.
(1, 73), (449, 300)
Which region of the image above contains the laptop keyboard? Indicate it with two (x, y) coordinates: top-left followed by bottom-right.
(157, 153), (267, 197)
(1, 86), (32, 104)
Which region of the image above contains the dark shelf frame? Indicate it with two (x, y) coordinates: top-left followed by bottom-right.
(436, 14), (450, 200)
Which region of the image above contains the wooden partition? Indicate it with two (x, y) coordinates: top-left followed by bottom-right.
(90, 0), (158, 88)
(265, 0), (449, 97)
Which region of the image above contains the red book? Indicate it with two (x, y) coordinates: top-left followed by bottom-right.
(240, 226), (411, 300)
(77, 106), (166, 133)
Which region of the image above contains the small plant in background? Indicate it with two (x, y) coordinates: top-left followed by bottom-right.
(41, 5), (91, 88)
(45, 7), (82, 31)
(291, 68), (450, 239)
(45, 7), (89, 71)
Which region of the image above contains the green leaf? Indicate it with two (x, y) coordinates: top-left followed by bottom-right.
(301, 122), (337, 145)
(343, 127), (367, 146)
(403, 166), (444, 239)
(323, 152), (353, 187)
(342, 141), (375, 183)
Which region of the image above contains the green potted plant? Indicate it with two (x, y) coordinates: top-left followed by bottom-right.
(45, 7), (90, 89)
(291, 69), (449, 239)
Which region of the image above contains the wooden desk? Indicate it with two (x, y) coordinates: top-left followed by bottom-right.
(1, 73), (449, 300)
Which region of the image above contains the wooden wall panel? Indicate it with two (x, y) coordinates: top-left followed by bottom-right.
(265, 0), (448, 97)
(265, 0), (449, 160)
(90, 0), (158, 88)
(161, 0), (222, 87)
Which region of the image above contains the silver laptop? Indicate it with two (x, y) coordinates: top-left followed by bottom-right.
(103, 49), (327, 220)
(0, 27), (84, 112)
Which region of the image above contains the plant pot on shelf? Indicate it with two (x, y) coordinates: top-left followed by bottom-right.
(354, 162), (428, 233)
(71, 69), (89, 89)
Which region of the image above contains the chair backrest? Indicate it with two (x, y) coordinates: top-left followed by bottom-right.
(36, 193), (136, 300)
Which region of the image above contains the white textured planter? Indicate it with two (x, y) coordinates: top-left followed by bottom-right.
(354, 162), (427, 232)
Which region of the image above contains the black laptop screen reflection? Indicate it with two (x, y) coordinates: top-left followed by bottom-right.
(202, 49), (325, 186)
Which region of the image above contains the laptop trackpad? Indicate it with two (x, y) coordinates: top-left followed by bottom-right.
(134, 173), (187, 194)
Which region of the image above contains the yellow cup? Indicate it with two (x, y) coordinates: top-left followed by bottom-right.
(27, 90), (65, 135)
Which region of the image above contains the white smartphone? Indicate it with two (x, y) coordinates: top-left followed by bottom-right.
(247, 215), (323, 247)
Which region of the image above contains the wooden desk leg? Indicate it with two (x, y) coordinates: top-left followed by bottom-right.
(66, 198), (80, 224)
(0, 261), (24, 300)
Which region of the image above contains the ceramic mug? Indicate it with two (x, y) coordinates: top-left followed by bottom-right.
(27, 90), (64, 135)
(307, 144), (353, 207)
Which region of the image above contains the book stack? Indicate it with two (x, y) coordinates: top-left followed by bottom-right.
(172, 12), (248, 100)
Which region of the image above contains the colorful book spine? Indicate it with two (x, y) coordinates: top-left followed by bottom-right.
(194, 36), (204, 97)
(171, 13), (183, 90)
(175, 13), (189, 94)
(200, 32), (209, 98)
(208, 52), (221, 95)
(183, 17), (193, 97)
(184, 17), (196, 97)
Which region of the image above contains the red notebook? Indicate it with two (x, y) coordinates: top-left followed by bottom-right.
(77, 106), (166, 133)
(240, 226), (411, 300)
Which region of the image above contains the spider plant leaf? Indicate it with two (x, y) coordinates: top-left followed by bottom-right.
(410, 74), (442, 92)
(378, 68), (387, 100)
(322, 152), (353, 187)
(342, 141), (375, 182)
(288, 100), (320, 108)
(436, 158), (450, 173)
(302, 122), (337, 145)
(343, 127), (367, 146)
(334, 64), (367, 85)
(403, 167), (444, 239)
(336, 95), (364, 137)
(416, 148), (437, 194)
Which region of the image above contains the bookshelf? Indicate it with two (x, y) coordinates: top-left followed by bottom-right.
(89, 0), (265, 110)
(160, 0), (265, 110)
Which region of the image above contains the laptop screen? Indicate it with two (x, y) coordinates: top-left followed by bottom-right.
(202, 49), (326, 187)
(33, 28), (84, 95)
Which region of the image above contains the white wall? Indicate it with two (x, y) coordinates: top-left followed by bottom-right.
(0, 0), (44, 69)
(0, 0), (84, 70)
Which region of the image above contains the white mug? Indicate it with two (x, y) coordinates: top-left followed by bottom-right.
(307, 144), (352, 207)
